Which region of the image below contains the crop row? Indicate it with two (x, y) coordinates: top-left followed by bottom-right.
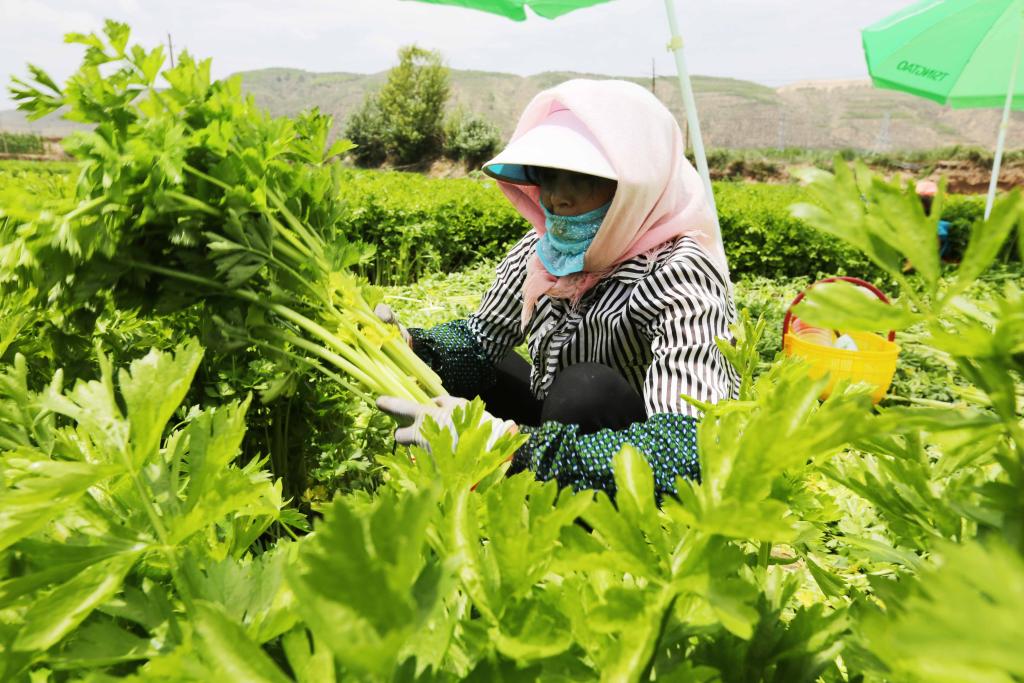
(1, 160), (994, 286)
(0, 132), (45, 155)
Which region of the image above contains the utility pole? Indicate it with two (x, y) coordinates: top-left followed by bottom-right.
(651, 58), (656, 95)
(776, 108), (785, 150)
(167, 33), (175, 68)
(875, 111), (891, 152)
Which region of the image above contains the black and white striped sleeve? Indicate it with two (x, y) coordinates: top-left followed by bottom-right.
(632, 241), (739, 417)
(407, 232), (536, 399)
(465, 231), (537, 364)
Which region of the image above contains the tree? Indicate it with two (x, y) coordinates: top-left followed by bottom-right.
(345, 45), (449, 167)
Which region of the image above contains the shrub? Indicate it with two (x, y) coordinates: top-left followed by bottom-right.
(940, 194), (984, 260)
(443, 109), (502, 167)
(335, 168), (528, 285)
(333, 170), (1010, 285)
(344, 96), (388, 167)
(715, 183), (883, 280)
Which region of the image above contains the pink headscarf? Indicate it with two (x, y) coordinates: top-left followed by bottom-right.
(491, 79), (728, 330)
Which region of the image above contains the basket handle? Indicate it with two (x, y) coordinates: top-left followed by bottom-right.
(782, 276), (896, 345)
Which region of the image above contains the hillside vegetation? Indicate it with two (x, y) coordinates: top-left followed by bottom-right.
(5, 67), (1024, 152)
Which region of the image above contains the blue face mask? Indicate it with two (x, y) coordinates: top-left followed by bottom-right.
(536, 201), (612, 276)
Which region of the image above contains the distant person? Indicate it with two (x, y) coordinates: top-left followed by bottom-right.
(375, 79), (739, 498)
(916, 179), (953, 260)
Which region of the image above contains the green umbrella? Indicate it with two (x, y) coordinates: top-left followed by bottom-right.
(863, 0), (1024, 218)
(401, 0), (723, 251)
(402, 0), (614, 20)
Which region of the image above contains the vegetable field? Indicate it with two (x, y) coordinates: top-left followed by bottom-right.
(1, 22), (1023, 682)
(0, 133), (45, 156)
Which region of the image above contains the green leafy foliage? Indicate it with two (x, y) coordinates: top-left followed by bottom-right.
(0, 341), (294, 679)
(858, 538), (1024, 682)
(717, 182), (881, 279)
(1, 159), (988, 289)
(2, 21), (1024, 683)
(278, 363), (879, 681)
(345, 45), (449, 166)
(4, 22), (445, 405)
(343, 96), (388, 167)
(443, 109), (502, 166)
(0, 132), (45, 155)
(348, 173), (989, 285)
(0, 162), (1021, 680)
(336, 168), (528, 285)
(788, 163), (1024, 681)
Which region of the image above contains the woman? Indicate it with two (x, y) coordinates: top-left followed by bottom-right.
(377, 79), (738, 497)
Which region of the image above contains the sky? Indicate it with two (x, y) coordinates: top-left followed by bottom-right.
(0, 0), (913, 111)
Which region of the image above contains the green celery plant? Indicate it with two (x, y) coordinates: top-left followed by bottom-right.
(5, 21), (444, 405)
(0, 341), (298, 678)
(265, 358), (879, 680)
(791, 160), (1024, 681)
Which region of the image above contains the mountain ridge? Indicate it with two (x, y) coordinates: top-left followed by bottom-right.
(3, 67), (1023, 151)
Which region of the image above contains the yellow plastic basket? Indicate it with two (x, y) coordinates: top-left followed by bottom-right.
(782, 277), (900, 404)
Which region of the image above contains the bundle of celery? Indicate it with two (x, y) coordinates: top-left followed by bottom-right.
(2, 21), (444, 404)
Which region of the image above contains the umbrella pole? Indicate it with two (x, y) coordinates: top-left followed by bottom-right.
(663, 0), (722, 244)
(986, 9), (1024, 221)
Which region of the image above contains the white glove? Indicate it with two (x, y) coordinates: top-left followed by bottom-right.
(374, 303), (412, 347)
(376, 395), (517, 452)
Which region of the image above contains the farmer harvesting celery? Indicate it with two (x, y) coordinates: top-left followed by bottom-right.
(377, 79), (740, 497)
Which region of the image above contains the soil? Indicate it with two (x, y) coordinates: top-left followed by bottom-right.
(425, 157), (473, 179)
(710, 157), (1024, 195)
(923, 159), (1024, 195)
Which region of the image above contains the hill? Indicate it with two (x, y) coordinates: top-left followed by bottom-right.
(4, 67), (1024, 151)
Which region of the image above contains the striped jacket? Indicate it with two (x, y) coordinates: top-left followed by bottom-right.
(409, 231), (739, 497)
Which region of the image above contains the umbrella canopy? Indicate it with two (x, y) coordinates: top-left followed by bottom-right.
(402, 0), (614, 20)
(402, 0), (724, 257)
(863, 0), (1024, 217)
(863, 0), (1024, 107)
